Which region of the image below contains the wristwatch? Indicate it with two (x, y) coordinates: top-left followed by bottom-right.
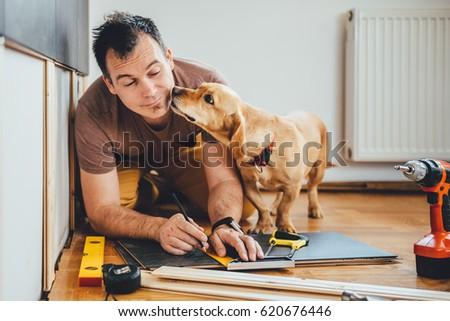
(211, 216), (244, 234)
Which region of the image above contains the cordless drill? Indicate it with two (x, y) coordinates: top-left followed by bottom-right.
(394, 159), (450, 279)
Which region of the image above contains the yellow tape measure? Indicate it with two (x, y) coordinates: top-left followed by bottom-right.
(78, 236), (105, 287)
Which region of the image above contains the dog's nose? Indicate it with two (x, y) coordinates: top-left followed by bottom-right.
(172, 86), (184, 97)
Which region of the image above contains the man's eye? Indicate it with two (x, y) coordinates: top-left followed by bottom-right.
(124, 81), (135, 87)
(204, 94), (214, 105)
(149, 69), (160, 77)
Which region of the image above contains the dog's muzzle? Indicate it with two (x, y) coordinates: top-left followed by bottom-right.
(172, 86), (185, 97)
(170, 92), (196, 122)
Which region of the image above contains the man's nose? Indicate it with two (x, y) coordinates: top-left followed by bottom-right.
(141, 78), (157, 97)
(172, 86), (185, 97)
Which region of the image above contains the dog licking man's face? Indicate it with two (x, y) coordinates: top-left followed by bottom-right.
(171, 83), (241, 133)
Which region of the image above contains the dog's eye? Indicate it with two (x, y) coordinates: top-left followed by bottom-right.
(204, 94), (214, 105)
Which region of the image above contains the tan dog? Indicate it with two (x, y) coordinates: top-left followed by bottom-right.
(171, 83), (327, 233)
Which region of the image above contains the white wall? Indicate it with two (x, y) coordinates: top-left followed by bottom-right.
(88, 0), (450, 182)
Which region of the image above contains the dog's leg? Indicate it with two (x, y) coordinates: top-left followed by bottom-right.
(307, 162), (325, 219)
(270, 192), (283, 217)
(242, 182), (275, 234)
(239, 196), (257, 233)
(275, 185), (301, 233)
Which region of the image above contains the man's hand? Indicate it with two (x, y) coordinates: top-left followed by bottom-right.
(158, 213), (209, 255)
(208, 226), (264, 261)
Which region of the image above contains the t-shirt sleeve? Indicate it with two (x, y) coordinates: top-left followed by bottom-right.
(207, 68), (228, 86)
(75, 103), (117, 174)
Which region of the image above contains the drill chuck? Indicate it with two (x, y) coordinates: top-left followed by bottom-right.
(394, 160), (428, 182)
(394, 159), (447, 187)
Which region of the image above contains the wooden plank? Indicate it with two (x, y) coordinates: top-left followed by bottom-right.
(42, 60), (55, 292)
(315, 181), (420, 192)
(141, 272), (322, 301)
(152, 266), (450, 301)
(68, 71), (76, 231)
(42, 56), (49, 293)
(43, 64), (73, 292)
(4, 38), (49, 61)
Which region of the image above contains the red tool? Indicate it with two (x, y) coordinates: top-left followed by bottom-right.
(395, 159), (450, 279)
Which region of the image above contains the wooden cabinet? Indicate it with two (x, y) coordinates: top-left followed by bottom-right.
(0, 0), (87, 300)
(0, 37), (83, 300)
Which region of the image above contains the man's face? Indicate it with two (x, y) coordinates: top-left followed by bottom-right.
(103, 34), (175, 122)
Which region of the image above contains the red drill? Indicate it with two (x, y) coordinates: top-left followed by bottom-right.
(395, 159), (450, 279)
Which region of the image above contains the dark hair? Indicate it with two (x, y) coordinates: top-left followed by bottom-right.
(92, 11), (166, 77)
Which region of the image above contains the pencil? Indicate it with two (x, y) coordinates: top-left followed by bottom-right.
(171, 192), (207, 251)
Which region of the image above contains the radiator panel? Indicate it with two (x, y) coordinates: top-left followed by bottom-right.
(346, 9), (450, 161)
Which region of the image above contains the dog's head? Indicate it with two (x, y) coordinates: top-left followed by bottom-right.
(170, 83), (243, 136)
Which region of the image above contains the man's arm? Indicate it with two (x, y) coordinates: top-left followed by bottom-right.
(80, 168), (208, 255)
(204, 144), (243, 225)
(203, 143), (264, 261)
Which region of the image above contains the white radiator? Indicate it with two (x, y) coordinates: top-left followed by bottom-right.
(345, 9), (450, 162)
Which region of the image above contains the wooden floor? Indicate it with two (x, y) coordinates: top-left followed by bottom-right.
(48, 191), (450, 300)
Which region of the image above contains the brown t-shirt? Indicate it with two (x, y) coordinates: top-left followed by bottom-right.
(75, 58), (226, 174)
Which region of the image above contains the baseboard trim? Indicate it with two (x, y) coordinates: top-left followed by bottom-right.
(314, 181), (420, 192)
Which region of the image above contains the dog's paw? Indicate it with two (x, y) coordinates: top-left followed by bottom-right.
(251, 217), (275, 234)
(240, 220), (254, 234)
(276, 222), (297, 233)
(251, 224), (275, 234)
(308, 205), (324, 219)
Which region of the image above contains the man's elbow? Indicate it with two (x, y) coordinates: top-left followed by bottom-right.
(86, 204), (111, 236)
(227, 178), (243, 191)
(87, 219), (104, 235)
(210, 178), (243, 197)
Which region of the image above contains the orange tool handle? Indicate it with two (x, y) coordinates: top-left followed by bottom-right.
(422, 161), (450, 233)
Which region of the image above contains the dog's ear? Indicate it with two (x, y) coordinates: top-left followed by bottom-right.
(229, 112), (247, 160)
(229, 112), (245, 142)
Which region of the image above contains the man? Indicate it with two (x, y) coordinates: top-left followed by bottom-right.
(75, 12), (264, 261)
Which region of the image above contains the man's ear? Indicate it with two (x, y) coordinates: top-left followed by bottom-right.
(165, 48), (175, 70)
(102, 76), (117, 95)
